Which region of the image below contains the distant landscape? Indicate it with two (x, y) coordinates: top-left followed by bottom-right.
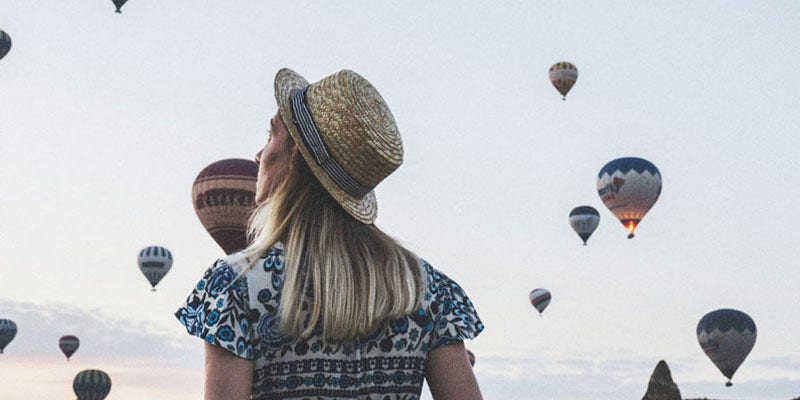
(685, 398), (800, 400)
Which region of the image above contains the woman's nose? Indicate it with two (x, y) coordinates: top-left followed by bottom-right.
(254, 149), (263, 165)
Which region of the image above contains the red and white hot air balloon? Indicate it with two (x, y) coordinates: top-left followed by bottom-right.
(192, 159), (258, 254)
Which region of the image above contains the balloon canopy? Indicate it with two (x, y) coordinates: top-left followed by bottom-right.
(569, 206), (600, 245)
(138, 245), (173, 291)
(0, 30), (11, 61)
(59, 335), (80, 361)
(74, 369), (112, 400)
(597, 157), (661, 238)
(697, 309), (757, 387)
(192, 158), (258, 255)
(549, 62), (578, 100)
(0, 319), (17, 353)
(529, 288), (551, 316)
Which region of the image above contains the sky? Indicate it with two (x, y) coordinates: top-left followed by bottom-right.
(1, 1), (799, 399)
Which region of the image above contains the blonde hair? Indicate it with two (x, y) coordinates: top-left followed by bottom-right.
(245, 152), (423, 341)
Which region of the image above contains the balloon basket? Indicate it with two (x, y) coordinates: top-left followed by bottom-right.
(151, 288), (156, 292)
(726, 381), (733, 387)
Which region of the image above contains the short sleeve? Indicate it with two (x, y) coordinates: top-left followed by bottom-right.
(175, 259), (256, 359)
(422, 261), (484, 351)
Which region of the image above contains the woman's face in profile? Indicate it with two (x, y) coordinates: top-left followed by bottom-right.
(254, 111), (295, 204)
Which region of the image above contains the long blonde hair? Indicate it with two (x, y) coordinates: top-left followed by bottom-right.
(245, 151), (423, 341)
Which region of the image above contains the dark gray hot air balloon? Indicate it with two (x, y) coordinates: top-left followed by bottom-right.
(74, 369), (112, 400)
(112, 0), (128, 13)
(697, 309), (757, 387)
(59, 335), (80, 361)
(0, 30), (11, 61)
(0, 319), (16, 353)
(569, 206), (600, 245)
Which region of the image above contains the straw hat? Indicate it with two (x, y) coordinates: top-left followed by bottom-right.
(274, 68), (403, 224)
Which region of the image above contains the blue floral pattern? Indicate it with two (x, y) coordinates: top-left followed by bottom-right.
(175, 246), (482, 400)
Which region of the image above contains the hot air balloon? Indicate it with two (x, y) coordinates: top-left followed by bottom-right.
(697, 309), (757, 387)
(59, 335), (80, 361)
(0, 30), (11, 61)
(0, 319), (17, 353)
(549, 62), (578, 100)
(466, 349), (476, 367)
(138, 245), (172, 291)
(597, 157), (661, 238)
(74, 369), (112, 400)
(529, 288), (551, 316)
(112, 0), (128, 13)
(569, 206), (600, 245)
(192, 158), (258, 254)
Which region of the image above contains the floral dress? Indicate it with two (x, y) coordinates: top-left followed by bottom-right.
(175, 245), (483, 400)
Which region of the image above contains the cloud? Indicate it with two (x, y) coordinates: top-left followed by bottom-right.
(0, 298), (199, 366)
(0, 298), (205, 400)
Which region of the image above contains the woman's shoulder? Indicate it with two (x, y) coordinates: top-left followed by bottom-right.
(416, 258), (484, 349)
(212, 244), (284, 274)
(217, 251), (251, 272)
(418, 258), (464, 299)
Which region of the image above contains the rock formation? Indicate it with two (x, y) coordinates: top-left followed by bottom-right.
(642, 360), (682, 400)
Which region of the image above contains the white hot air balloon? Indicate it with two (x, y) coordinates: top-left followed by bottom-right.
(569, 206), (600, 245)
(597, 157), (662, 238)
(138, 246), (173, 291)
(549, 62), (578, 100)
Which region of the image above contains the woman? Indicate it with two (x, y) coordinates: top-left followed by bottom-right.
(176, 68), (483, 399)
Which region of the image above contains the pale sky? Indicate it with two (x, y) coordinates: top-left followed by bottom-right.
(1, 1), (799, 399)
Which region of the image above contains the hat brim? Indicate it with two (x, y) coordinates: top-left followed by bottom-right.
(274, 68), (377, 224)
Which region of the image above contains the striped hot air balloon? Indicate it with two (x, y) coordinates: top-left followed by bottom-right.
(597, 157), (662, 238)
(0, 319), (17, 353)
(138, 246), (173, 291)
(529, 288), (551, 316)
(112, 0), (128, 13)
(73, 369), (112, 400)
(59, 335), (80, 361)
(549, 62), (578, 100)
(697, 309), (757, 387)
(192, 158), (258, 254)
(569, 206), (600, 245)
(0, 30), (11, 61)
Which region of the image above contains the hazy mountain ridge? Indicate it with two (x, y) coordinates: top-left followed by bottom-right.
(684, 396), (800, 399)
